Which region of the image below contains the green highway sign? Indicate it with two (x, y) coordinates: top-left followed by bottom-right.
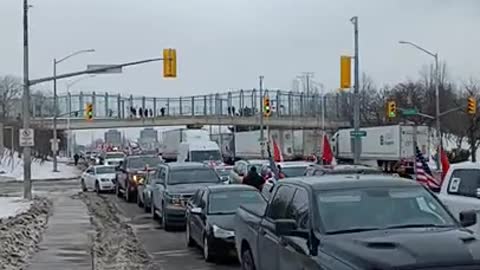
(401, 108), (418, 116)
(350, 130), (367, 137)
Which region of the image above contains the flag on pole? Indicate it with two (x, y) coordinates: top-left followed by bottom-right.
(322, 134), (336, 165)
(272, 138), (283, 162)
(266, 139), (280, 179)
(439, 146), (450, 183)
(415, 145), (440, 190)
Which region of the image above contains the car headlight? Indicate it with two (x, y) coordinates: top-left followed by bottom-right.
(213, 224), (235, 238)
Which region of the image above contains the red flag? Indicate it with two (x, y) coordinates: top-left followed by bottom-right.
(440, 146), (450, 183)
(322, 134), (334, 165)
(272, 138), (284, 162)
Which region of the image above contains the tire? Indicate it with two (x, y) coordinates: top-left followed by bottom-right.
(241, 248), (256, 270)
(162, 204), (172, 231)
(203, 235), (214, 262)
(137, 191), (144, 207)
(81, 179), (87, 192)
(151, 203), (160, 221)
(186, 221), (195, 247)
(95, 181), (101, 194)
(144, 198), (149, 213)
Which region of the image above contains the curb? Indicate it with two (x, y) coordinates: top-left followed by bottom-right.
(1, 176), (80, 183)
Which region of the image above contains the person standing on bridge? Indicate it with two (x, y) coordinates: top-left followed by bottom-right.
(160, 107), (165, 116)
(139, 108), (143, 118)
(149, 108), (153, 117)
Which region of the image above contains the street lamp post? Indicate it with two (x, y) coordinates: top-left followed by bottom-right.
(399, 40), (441, 169)
(52, 49), (94, 171)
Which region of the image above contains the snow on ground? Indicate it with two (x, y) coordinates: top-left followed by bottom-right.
(0, 149), (81, 181)
(0, 196), (32, 219)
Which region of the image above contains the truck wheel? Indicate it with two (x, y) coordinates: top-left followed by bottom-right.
(241, 248), (256, 270)
(162, 205), (171, 231)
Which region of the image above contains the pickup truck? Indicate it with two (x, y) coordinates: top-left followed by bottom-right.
(235, 175), (480, 270)
(437, 162), (480, 233)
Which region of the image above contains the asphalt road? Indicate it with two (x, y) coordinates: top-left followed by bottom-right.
(106, 193), (240, 270)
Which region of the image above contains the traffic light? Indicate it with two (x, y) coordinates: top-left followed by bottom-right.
(467, 96), (477, 115)
(163, 48), (177, 78)
(340, 55), (352, 89)
(387, 100), (396, 118)
(263, 97), (271, 117)
(85, 103), (94, 121)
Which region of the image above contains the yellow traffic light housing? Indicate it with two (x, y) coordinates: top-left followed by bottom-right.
(387, 101), (396, 118)
(263, 97), (271, 117)
(163, 48), (177, 78)
(467, 96), (477, 115)
(85, 103), (94, 121)
(340, 55), (352, 90)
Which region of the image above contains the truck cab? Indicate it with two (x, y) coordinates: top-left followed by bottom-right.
(177, 141), (222, 164)
(437, 162), (480, 233)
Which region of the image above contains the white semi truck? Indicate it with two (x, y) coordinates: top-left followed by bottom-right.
(161, 128), (221, 162)
(332, 124), (431, 171)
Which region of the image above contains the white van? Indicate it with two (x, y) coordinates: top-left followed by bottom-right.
(177, 141), (222, 163)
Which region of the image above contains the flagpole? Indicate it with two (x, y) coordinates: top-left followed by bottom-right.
(412, 123), (418, 180)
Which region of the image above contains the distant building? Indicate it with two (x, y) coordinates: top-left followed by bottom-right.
(104, 129), (122, 147)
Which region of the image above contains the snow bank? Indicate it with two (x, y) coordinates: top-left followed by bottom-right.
(0, 149), (81, 181)
(0, 197), (32, 219)
(0, 197), (52, 270)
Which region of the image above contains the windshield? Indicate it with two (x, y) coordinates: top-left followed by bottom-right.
(281, 166), (309, 178)
(127, 156), (161, 169)
(208, 190), (265, 214)
(168, 168), (219, 185)
(190, 150), (222, 162)
(96, 166), (116, 174)
(317, 186), (456, 234)
(216, 168), (232, 177)
(105, 152), (125, 159)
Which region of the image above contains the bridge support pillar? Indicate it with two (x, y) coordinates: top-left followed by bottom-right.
(153, 98), (157, 117)
(105, 92), (109, 117)
(92, 92), (96, 117)
(117, 94), (121, 119)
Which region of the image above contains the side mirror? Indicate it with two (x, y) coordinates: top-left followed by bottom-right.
(460, 210), (477, 227)
(191, 207), (202, 215)
(275, 219), (297, 236)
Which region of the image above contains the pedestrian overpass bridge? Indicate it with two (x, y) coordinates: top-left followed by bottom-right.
(19, 89), (351, 130)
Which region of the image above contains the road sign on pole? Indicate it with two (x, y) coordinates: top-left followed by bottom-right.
(401, 108), (418, 116)
(350, 130), (367, 137)
(86, 65), (123, 74)
(19, 128), (35, 147)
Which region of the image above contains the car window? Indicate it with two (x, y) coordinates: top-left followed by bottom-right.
(87, 168), (94, 174)
(159, 167), (167, 183)
(191, 189), (204, 206)
(208, 190), (265, 214)
(447, 169), (480, 198)
(287, 188), (310, 229)
(267, 185), (296, 220)
(281, 166), (309, 178)
(316, 186), (456, 234)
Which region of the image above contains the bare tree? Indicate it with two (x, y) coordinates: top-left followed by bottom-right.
(0, 75), (22, 119)
(460, 79), (480, 161)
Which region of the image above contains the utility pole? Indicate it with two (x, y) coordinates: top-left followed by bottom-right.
(259, 76), (265, 159)
(52, 59), (59, 172)
(22, 0), (32, 200)
(351, 16), (361, 165)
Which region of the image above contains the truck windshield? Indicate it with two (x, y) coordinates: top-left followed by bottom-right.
(317, 186), (456, 234)
(208, 190), (265, 214)
(128, 156), (161, 169)
(168, 168), (219, 185)
(190, 150), (221, 162)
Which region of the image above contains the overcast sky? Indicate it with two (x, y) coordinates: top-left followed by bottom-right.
(1, 0), (479, 143)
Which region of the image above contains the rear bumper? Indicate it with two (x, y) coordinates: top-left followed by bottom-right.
(164, 205), (187, 225)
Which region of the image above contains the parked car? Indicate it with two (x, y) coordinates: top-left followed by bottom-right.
(115, 155), (162, 202)
(235, 175), (480, 270)
(261, 161), (314, 199)
(81, 165), (116, 193)
(185, 184), (266, 262)
(229, 159), (269, 184)
(150, 162), (222, 231)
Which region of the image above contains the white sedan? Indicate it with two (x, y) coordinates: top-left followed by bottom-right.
(81, 165), (117, 193)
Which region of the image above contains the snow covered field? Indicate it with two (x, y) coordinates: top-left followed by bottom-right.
(0, 196), (32, 219)
(0, 150), (80, 181)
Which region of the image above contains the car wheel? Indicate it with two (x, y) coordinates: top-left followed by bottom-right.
(151, 203), (160, 221)
(162, 204), (171, 231)
(241, 248), (256, 270)
(137, 191), (143, 207)
(186, 221), (195, 247)
(81, 179), (87, 192)
(203, 235), (214, 262)
(144, 198), (149, 213)
(95, 181), (100, 194)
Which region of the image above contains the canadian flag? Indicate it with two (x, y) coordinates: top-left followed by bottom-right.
(272, 137), (284, 162)
(322, 134), (337, 166)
